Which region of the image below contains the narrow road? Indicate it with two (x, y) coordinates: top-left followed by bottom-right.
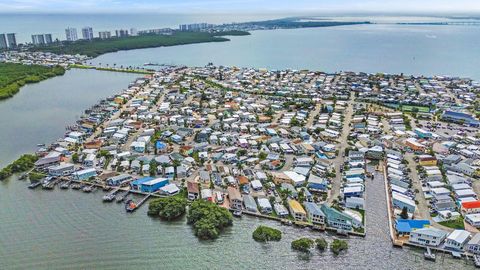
(306, 103), (322, 128)
(328, 93), (354, 203)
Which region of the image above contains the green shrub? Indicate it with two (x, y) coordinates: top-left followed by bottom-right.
(315, 237), (328, 251)
(252, 225), (282, 242)
(148, 196), (187, 220)
(331, 239), (348, 255)
(187, 200), (233, 240)
(291, 238), (314, 252)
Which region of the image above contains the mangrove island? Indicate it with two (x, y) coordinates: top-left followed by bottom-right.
(0, 63), (65, 100)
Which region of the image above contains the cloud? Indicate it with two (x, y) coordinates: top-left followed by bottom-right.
(0, 0), (479, 13)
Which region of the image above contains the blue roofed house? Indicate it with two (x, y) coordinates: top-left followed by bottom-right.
(414, 128), (432, 139)
(304, 202), (325, 226)
(307, 174), (328, 192)
(130, 176), (154, 190)
(320, 204), (353, 231)
(395, 219), (430, 236)
(155, 141), (168, 153)
(140, 178), (169, 193)
(171, 134), (183, 144)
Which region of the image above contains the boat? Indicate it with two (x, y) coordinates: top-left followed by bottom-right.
(36, 143), (45, 147)
(281, 219), (293, 226)
(232, 210), (242, 217)
(451, 251), (462, 259)
(60, 181), (70, 189)
(125, 199), (137, 212)
(102, 193), (116, 202)
(424, 247), (436, 261)
(474, 255), (480, 268)
(82, 185), (93, 193)
(42, 181), (54, 190)
(116, 192), (128, 203)
(71, 183), (81, 190)
(28, 181), (42, 189)
(19, 173), (28, 180)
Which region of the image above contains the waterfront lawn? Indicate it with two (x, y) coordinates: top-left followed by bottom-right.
(0, 63), (65, 100)
(31, 31), (250, 58)
(438, 217), (465, 230)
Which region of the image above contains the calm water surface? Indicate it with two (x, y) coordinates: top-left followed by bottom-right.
(91, 24), (480, 80)
(0, 69), (138, 167)
(0, 172), (473, 269)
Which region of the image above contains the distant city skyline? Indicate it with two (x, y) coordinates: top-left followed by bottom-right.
(0, 0), (480, 14)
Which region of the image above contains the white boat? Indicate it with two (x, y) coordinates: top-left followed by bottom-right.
(424, 247), (436, 261)
(474, 255), (480, 268)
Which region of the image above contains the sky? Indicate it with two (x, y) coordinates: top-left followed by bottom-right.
(0, 0), (480, 14)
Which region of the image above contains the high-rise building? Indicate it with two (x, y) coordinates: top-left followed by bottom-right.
(82, 26), (94, 40)
(98, 31), (111, 39)
(31, 34), (46, 45)
(130, 28), (138, 36)
(115, 29), (129, 38)
(65, 27), (78, 41)
(0, 34), (7, 50)
(44, 34), (53, 44)
(7, 33), (17, 48)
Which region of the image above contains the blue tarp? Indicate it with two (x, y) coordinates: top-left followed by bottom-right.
(395, 219), (430, 233)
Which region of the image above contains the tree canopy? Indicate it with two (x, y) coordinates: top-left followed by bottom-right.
(291, 238), (314, 252)
(0, 63), (65, 100)
(0, 154), (38, 180)
(148, 196), (187, 221)
(252, 225), (282, 242)
(187, 200), (233, 240)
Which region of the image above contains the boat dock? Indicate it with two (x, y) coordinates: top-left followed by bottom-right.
(125, 194), (152, 213)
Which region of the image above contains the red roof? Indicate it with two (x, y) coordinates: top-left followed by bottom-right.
(462, 201), (480, 209)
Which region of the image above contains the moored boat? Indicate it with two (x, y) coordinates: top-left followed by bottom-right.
(125, 199), (137, 212)
(28, 181), (42, 189)
(424, 247), (436, 261)
(102, 193), (116, 202)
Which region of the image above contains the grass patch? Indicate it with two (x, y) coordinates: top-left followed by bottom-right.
(438, 217), (465, 230)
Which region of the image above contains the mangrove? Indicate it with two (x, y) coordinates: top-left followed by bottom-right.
(30, 31), (250, 58)
(187, 200), (233, 240)
(315, 237), (328, 251)
(252, 225), (282, 242)
(0, 154), (38, 180)
(148, 196), (187, 220)
(0, 63), (65, 100)
(291, 238), (314, 252)
(331, 239), (348, 255)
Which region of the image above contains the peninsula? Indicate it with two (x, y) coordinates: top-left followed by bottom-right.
(0, 62), (65, 100)
(29, 31), (250, 58)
